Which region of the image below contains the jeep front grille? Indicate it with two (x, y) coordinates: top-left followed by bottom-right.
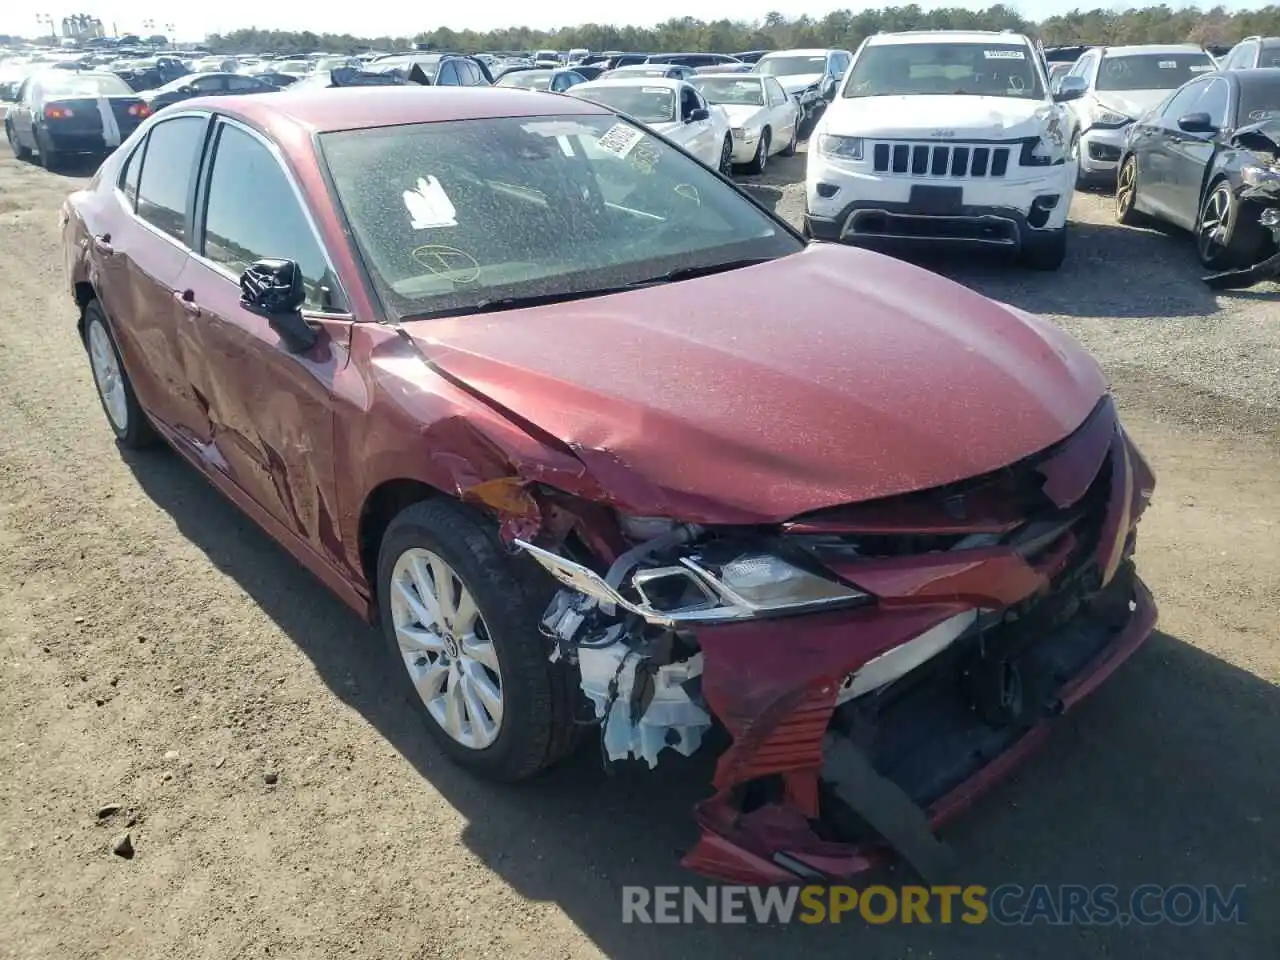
(872, 141), (1012, 178)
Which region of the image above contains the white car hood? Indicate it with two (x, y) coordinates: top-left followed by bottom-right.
(719, 103), (766, 127)
(778, 73), (824, 95)
(822, 94), (1055, 140)
(1092, 89), (1172, 120)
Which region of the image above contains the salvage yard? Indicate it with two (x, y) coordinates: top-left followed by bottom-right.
(1, 140), (1278, 960)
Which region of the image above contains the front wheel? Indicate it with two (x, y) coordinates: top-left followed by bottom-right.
(84, 301), (157, 448)
(1019, 228), (1068, 271)
(717, 135), (733, 177)
(1114, 155), (1149, 226)
(1197, 180), (1266, 271)
(746, 129), (771, 174)
(376, 499), (583, 782)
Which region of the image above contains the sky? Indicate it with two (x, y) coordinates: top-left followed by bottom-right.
(1, 0), (1268, 41)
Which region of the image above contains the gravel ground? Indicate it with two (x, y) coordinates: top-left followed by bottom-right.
(1, 141), (1277, 960)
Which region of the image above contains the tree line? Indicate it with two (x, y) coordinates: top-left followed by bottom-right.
(204, 5), (1280, 56)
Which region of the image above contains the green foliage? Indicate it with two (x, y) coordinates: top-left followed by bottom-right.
(205, 6), (1280, 56)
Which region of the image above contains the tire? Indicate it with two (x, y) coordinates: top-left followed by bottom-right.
(1196, 179), (1266, 271)
(83, 300), (158, 449)
(1114, 155), (1150, 227)
(746, 129), (771, 174)
(780, 120), (798, 157)
(5, 120), (31, 161)
(1020, 227), (1067, 271)
(717, 135), (733, 177)
(376, 498), (583, 782)
(801, 215), (813, 240)
(35, 126), (59, 171)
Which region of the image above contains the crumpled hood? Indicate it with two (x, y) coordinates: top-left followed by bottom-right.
(823, 94), (1054, 140)
(778, 73), (824, 95)
(1092, 89), (1171, 120)
(401, 244), (1108, 523)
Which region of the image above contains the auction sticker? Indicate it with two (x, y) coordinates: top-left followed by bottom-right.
(596, 122), (645, 158)
(984, 49), (1025, 59)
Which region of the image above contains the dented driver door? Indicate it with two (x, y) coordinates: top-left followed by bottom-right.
(179, 117), (353, 561)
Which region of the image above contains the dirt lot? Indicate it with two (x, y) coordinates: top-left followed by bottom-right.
(1, 143), (1277, 960)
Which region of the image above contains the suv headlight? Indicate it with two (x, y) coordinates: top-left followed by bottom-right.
(817, 134), (864, 160)
(1092, 108), (1132, 128)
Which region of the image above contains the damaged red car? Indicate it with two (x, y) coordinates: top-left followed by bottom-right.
(62, 86), (1158, 884)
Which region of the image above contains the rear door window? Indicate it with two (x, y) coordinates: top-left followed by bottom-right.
(135, 115), (208, 243)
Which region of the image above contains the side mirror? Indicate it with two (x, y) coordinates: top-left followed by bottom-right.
(239, 258), (316, 353)
(1053, 76), (1087, 102)
(687, 106), (710, 122)
(1177, 111), (1216, 134)
(822, 76), (837, 100)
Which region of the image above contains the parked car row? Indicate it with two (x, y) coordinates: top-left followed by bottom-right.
(59, 73), (1161, 889)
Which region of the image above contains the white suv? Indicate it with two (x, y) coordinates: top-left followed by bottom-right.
(805, 30), (1077, 269)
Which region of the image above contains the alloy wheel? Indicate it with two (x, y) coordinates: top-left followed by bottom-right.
(87, 319), (129, 432)
(389, 547), (503, 750)
(1198, 185), (1232, 262)
(1116, 159), (1136, 218)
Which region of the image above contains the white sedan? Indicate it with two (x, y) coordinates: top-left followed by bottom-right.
(689, 73), (800, 173)
(570, 77), (733, 174)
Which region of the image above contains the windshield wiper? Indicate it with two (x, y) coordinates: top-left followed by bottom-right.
(623, 257), (776, 287)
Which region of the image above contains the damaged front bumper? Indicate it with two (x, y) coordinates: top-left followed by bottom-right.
(1203, 205), (1280, 289)
(518, 396), (1158, 884)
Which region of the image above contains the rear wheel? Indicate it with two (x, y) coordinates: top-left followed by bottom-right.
(83, 301), (157, 448)
(780, 121), (798, 157)
(35, 126), (59, 171)
(5, 120), (31, 161)
(746, 129), (771, 174)
(376, 499), (583, 782)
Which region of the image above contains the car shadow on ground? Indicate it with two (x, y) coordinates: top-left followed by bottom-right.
(889, 220), (1222, 319)
(121, 447), (1277, 958)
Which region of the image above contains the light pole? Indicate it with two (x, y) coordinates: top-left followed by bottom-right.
(36, 13), (57, 43)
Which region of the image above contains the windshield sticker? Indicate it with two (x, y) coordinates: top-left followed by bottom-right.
(403, 176), (458, 230)
(596, 122), (645, 158)
(642, 86), (670, 94)
(1157, 60), (1177, 69)
(410, 244), (480, 283)
(1249, 109), (1279, 121)
(1189, 64), (1216, 72)
(984, 50), (1025, 60)
(521, 120), (595, 137)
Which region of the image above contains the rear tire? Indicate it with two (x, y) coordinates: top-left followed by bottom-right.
(83, 300), (158, 449)
(376, 499), (583, 782)
(35, 126), (59, 171)
(5, 120), (31, 161)
(780, 121), (798, 157)
(1020, 227), (1067, 271)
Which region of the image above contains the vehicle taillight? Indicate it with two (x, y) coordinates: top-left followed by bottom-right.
(128, 103), (151, 118)
(44, 105), (74, 119)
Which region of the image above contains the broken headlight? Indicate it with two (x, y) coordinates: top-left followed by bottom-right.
(1241, 164), (1280, 186)
(680, 553), (870, 615)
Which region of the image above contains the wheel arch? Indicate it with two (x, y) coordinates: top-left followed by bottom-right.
(357, 477), (443, 612)
(73, 281), (97, 341)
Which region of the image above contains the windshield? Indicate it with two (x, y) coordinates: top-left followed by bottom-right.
(1095, 53), (1216, 91)
(318, 114), (798, 320)
(193, 58), (223, 71)
(279, 60), (311, 73)
(690, 76), (764, 105)
(499, 71), (552, 90)
(756, 55), (827, 77)
(573, 85), (676, 123)
(37, 72), (132, 97)
(843, 42), (1044, 99)
(611, 66), (671, 78)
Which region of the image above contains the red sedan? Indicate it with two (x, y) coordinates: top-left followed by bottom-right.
(61, 86), (1157, 884)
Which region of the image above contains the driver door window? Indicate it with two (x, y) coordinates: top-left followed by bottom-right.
(200, 122), (342, 310)
(766, 78), (786, 106)
(1160, 80), (1208, 124)
(192, 76), (227, 94)
(437, 61), (459, 85)
(1197, 79), (1230, 129)
(680, 86), (701, 120)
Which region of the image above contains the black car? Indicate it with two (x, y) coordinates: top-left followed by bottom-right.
(142, 72), (276, 110)
(1117, 68), (1280, 286)
(4, 70), (151, 169)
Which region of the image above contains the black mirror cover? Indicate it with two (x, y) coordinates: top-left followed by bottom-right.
(1178, 112), (1216, 134)
(407, 63), (433, 86)
(241, 258), (304, 314)
(688, 106), (710, 122)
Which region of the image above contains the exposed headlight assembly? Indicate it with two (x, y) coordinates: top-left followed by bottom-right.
(1092, 109), (1133, 128)
(1021, 136), (1066, 166)
(516, 540), (871, 626)
(817, 134), (864, 160)
(1241, 164), (1280, 186)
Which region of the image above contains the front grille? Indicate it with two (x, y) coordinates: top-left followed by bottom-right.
(871, 141), (1013, 178)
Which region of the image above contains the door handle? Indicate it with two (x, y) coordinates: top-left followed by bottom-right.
(92, 233), (115, 255)
(173, 289), (201, 317)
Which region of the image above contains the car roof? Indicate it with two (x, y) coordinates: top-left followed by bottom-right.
(190, 86), (612, 136)
(759, 48), (835, 57)
(1099, 44), (1209, 56)
(1238, 66), (1280, 85)
(575, 77), (682, 91)
(867, 31), (1028, 46)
